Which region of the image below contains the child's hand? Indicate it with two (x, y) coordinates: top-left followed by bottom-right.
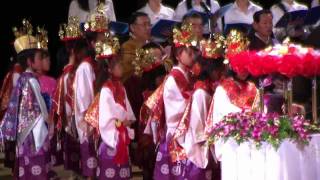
(122, 120), (132, 127)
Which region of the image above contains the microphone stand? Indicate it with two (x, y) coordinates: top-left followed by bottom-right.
(200, 1), (214, 39)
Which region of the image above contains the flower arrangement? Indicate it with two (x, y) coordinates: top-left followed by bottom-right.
(228, 43), (320, 78)
(208, 111), (319, 149)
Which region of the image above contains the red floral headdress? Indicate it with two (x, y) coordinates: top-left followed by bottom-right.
(173, 23), (198, 48)
(199, 34), (225, 59)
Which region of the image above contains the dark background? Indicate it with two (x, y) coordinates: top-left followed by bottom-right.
(0, 0), (311, 82)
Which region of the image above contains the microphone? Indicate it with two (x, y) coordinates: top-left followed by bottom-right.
(200, 1), (211, 13)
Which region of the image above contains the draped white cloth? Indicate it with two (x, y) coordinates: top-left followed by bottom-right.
(98, 86), (136, 149)
(215, 134), (320, 180)
(179, 89), (211, 169)
(164, 67), (189, 139)
(74, 62), (95, 143)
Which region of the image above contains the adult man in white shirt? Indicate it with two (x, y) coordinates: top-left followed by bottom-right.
(68, 0), (116, 23)
(311, 0), (319, 7)
(270, 0), (308, 41)
(138, 0), (174, 25)
(218, 0), (262, 32)
(174, 0), (220, 22)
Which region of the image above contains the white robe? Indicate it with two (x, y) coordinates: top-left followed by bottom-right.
(74, 61), (95, 143)
(180, 89), (211, 169)
(98, 86), (136, 149)
(212, 86), (241, 125)
(164, 67), (189, 139)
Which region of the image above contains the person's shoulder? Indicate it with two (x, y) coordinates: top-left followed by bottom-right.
(137, 4), (147, 13)
(162, 4), (174, 14)
(121, 38), (137, 50)
(250, 1), (262, 11)
(294, 1), (308, 10)
(176, 0), (187, 9)
(211, 0), (220, 7)
(69, 0), (78, 7)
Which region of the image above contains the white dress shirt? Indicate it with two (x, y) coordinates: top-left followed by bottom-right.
(68, 0), (116, 23)
(312, 0), (319, 7)
(270, 0), (308, 27)
(218, 1), (262, 31)
(173, 0), (220, 22)
(138, 3), (174, 25)
(68, 0), (90, 23)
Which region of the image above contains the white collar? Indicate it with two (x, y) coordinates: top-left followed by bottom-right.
(281, 0), (298, 8)
(232, 1), (255, 11)
(145, 2), (164, 15)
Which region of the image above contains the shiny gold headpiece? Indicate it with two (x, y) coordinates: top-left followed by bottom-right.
(173, 23), (198, 48)
(84, 3), (109, 32)
(36, 26), (48, 50)
(225, 30), (249, 58)
(133, 48), (159, 76)
(59, 16), (82, 41)
(200, 34), (225, 59)
(13, 19), (38, 54)
(95, 33), (120, 60)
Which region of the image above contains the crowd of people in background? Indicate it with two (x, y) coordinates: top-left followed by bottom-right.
(0, 0), (319, 179)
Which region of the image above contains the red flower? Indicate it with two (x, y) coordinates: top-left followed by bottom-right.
(229, 51), (250, 74)
(278, 54), (301, 78)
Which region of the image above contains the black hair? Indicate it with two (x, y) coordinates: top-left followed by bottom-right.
(253, 9), (273, 23)
(73, 38), (90, 67)
(95, 59), (108, 94)
(182, 11), (203, 24)
(41, 49), (50, 59)
(197, 57), (224, 81)
(171, 46), (187, 65)
(16, 49), (41, 70)
(140, 42), (166, 91)
(142, 42), (162, 50)
(95, 56), (120, 93)
(77, 0), (89, 12)
(128, 12), (149, 26)
(226, 68), (251, 82)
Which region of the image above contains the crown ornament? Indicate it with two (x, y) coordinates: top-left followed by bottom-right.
(173, 23), (198, 48)
(13, 19), (39, 54)
(84, 3), (109, 33)
(200, 34), (225, 59)
(59, 16), (82, 41)
(95, 33), (120, 60)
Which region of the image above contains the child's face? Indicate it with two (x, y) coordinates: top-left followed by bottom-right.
(152, 48), (163, 63)
(42, 56), (51, 72)
(30, 51), (43, 72)
(110, 61), (123, 78)
(177, 48), (195, 68)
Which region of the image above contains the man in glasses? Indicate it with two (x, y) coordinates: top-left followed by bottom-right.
(120, 12), (151, 81)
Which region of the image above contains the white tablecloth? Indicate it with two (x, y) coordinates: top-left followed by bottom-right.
(215, 134), (320, 180)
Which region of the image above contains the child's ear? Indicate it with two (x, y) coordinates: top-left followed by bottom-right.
(26, 57), (32, 68)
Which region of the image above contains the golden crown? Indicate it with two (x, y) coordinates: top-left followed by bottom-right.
(225, 30), (249, 58)
(95, 33), (120, 60)
(13, 19), (38, 54)
(173, 23), (198, 48)
(84, 3), (109, 32)
(36, 26), (48, 50)
(200, 34), (225, 59)
(59, 16), (82, 41)
(133, 48), (159, 76)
